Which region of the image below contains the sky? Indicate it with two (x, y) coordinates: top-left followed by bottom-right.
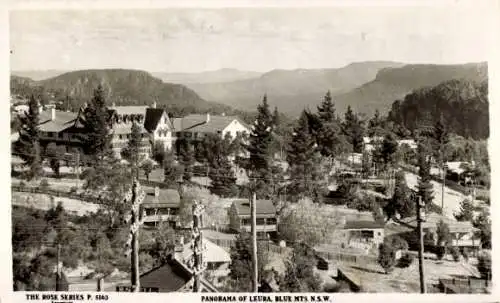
(9, 6), (493, 73)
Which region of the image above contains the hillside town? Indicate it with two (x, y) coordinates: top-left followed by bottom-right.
(11, 82), (491, 293)
(10, 7), (492, 296)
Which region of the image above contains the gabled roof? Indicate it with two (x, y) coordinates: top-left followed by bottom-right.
(38, 110), (78, 133)
(111, 122), (149, 135)
(142, 188), (181, 208)
(172, 114), (248, 134)
(139, 258), (192, 292)
(400, 212), (478, 232)
(344, 220), (385, 230)
(232, 199), (276, 216)
(144, 108), (171, 132)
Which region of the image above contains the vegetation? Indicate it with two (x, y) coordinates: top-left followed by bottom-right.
(278, 244), (321, 292)
(13, 95), (43, 180)
(121, 122), (144, 178)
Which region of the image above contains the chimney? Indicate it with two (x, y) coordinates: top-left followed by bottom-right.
(154, 186), (160, 197)
(51, 107), (56, 121)
(206, 113), (210, 123)
(152, 101), (157, 109)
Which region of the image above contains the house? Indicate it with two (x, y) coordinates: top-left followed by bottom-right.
(144, 104), (175, 151)
(340, 220), (385, 252)
(108, 105), (152, 159)
(362, 136), (384, 153)
(229, 199), (278, 239)
(141, 187), (181, 228)
(399, 212), (481, 253)
(115, 255), (218, 292)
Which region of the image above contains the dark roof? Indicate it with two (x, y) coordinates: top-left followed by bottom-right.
(142, 188), (181, 208)
(172, 114), (248, 133)
(38, 110), (78, 133)
(233, 199), (276, 216)
(144, 108), (170, 132)
(140, 258), (192, 291)
(343, 220), (385, 230)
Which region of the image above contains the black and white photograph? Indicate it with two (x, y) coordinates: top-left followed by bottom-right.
(7, 2), (495, 296)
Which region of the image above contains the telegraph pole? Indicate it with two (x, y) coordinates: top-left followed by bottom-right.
(74, 152), (80, 189)
(251, 192), (258, 292)
(56, 243), (61, 291)
(416, 195), (427, 293)
(124, 179), (146, 292)
(190, 200), (207, 292)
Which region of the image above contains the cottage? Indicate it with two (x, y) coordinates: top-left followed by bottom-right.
(116, 256), (218, 292)
(229, 199), (278, 239)
(141, 187), (181, 228)
(400, 213), (481, 254)
(341, 220), (385, 252)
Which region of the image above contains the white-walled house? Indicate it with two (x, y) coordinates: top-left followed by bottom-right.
(172, 113), (250, 141)
(144, 107), (175, 151)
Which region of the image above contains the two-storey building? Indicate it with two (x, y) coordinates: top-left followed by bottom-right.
(229, 199), (277, 239)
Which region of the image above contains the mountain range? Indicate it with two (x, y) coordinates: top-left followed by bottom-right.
(183, 62), (488, 117)
(11, 61), (488, 118)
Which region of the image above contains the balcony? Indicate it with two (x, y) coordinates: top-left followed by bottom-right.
(143, 214), (178, 223)
(240, 224), (277, 233)
(451, 239), (481, 247)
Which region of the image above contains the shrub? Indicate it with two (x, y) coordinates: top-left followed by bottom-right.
(477, 252), (492, 279)
(39, 179), (50, 190)
(397, 253), (415, 268)
(19, 181), (26, 188)
(69, 186), (78, 194)
(449, 246), (460, 262)
(435, 246), (446, 260)
(378, 242), (397, 274)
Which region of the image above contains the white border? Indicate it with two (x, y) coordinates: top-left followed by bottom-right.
(1, 0), (499, 302)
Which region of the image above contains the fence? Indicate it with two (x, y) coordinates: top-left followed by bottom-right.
(315, 250), (378, 266)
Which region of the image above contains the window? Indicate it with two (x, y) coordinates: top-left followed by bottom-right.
(119, 135), (123, 140)
(58, 132), (63, 139)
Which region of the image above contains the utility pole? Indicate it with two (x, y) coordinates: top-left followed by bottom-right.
(56, 243), (61, 291)
(251, 192), (258, 292)
(124, 179), (146, 292)
(190, 200), (207, 292)
(416, 195), (427, 293)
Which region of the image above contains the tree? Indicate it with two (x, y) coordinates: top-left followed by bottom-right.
(378, 240), (397, 274)
(477, 251), (492, 279)
(473, 208), (491, 249)
(342, 106), (365, 153)
(121, 122), (143, 178)
(386, 171), (415, 219)
(279, 244), (321, 292)
(228, 232), (269, 292)
(417, 140), (434, 211)
(79, 85), (114, 167)
(368, 109), (385, 138)
(45, 143), (66, 178)
(454, 199), (474, 222)
(140, 158), (155, 181)
(153, 142), (166, 165)
(178, 138), (195, 182)
(14, 94), (43, 180)
(209, 159), (238, 197)
(246, 95), (275, 198)
(287, 110), (326, 202)
(316, 91), (346, 160)
(436, 220), (452, 259)
(380, 132), (398, 169)
(163, 149), (183, 187)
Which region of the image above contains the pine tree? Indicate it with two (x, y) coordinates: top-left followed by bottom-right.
(279, 244), (321, 292)
(455, 199), (474, 222)
(316, 91), (345, 159)
(163, 149), (183, 187)
(178, 139), (195, 182)
(207, 133), (237, 197)
(342, 106), (365, 153)
(368, 109), (385, 138)
(121, 122), (143, 178)
(287, 110), (326, 202)
(80, 85), (113, 167)
(417, 139), (434, 211)
(385, 171), (415, 219)
(246, 95), (275, 198)
(14, 94), (43, 180)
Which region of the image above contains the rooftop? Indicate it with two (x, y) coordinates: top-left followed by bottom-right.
(142, 188), (181, 208)
(144, 108), (172, 132)
(400, 212), (478, 232)
(172, 114), (248, 133)
(232, 199), (276, 216)
(38, 110), (78, 133)
(109, 106), (148, 116)
(343, 220), (385, 230)
(139, 258), (192, 292)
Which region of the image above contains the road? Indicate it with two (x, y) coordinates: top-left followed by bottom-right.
(404, 172), (474, 219)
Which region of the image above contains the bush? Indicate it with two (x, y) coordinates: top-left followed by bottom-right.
(435, 246), (446, 260)
(39, 179), (50, 190)
(397, 253), (415, 268)
(69, 186), (78, 194)
(449, 246), (460, 262)
(477, 252), (492, 279)
(19, 181), (26, 188)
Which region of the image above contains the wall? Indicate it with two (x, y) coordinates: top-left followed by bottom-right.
(153, 112), (173, 150)
(222, 119), (249, 139)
